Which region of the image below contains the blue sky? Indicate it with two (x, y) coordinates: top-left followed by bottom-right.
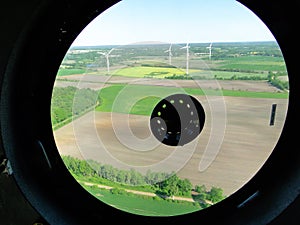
(72, 0), (276, 46)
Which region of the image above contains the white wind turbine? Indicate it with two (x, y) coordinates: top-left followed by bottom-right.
(164, 43), (173, 65)
(207, 43), (213, 60)
(100, 48), (115, 74)
(181, 43), (190, 75)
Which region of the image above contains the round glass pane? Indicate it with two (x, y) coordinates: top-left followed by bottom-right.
(51, 0), (289, 217)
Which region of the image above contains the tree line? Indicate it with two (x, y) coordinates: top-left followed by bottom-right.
(62, 156), (225, 205)
(164, 73), (267, 81)
(268, 71), (289, 90)
(164, 71), (289, 92)
(51, 86), (101, 126)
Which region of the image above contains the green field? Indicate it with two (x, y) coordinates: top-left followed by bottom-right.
(129, 96), (161, 115)
(217, 56), (287, 72)
(96, 84), (288, 116)
(57, 68), (86, 76)
(84, 185), (201, 216)
(95, 85), (188, 115)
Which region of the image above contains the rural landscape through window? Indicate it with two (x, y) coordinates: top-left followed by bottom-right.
(51, 0), (289, 216)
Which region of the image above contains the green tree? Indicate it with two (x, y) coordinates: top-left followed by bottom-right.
(177, 178), (193, 195)
(158, 174), (179, 198)
(207, 187), (225, 203)
(195, 184), (207, 194)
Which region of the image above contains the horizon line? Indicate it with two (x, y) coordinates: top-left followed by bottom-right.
(70, 40), (277, 48)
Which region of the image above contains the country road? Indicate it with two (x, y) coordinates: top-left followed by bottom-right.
(81, 181), (196, 203)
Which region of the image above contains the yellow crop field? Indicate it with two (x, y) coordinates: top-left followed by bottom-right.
(113, 66), (200, 78)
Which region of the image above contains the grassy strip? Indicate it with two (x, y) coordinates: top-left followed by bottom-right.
(84, 185), (201, 216)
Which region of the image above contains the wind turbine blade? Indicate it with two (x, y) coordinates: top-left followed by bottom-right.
(108, 48), (114, 55)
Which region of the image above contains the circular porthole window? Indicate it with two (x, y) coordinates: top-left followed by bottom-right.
(51, 0), (289, 217)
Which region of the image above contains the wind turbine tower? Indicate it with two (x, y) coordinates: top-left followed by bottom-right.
(181, 43), (190, 75)
(100, 48), (115, 74)
(165, 43), (173, 65)
(207, 43), (213, 60)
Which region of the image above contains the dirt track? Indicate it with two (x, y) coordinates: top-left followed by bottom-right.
(54, 94), (288, 196)
(82, 181), (195, 202)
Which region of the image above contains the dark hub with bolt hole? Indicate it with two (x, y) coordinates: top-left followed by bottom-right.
(150, 94), (205, 146)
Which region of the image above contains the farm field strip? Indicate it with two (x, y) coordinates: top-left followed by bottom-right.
(58, 65), (276, 79)
(113, 66), (270, 79)
(56, 74), (284, 93)
(95, 84), (288, 115)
